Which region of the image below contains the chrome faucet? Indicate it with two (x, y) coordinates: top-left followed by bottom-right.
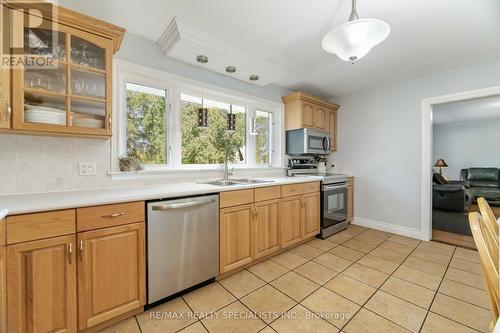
(223, 146), (244, 181)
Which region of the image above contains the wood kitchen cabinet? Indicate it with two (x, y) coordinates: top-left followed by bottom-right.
(283, 91), (339, 151)
(302, 192), (321, 239)
(7, 235), (77, 333)
(0, 4), (11, 130)
(2, 3), (125, 138)
(326, 109), (337, 150)
(279, 196), (303, 248)
(0, 218), (6, 333)
(254, 199), (280, 259)
(347, 177), (354, 222)
(219, 182), (321, 274)
(220, 204), (255, 273)
(77, 222), (145, 331)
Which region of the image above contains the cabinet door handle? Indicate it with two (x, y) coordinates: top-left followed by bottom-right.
(102, 212), (126, 218)
(68, 243), (73, 264)
(79, 240), (84, 259)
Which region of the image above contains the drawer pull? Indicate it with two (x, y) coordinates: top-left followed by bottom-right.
(79, 240), (84, 259)
(102, 212), (126, 218)
(68, 243), (73, 264)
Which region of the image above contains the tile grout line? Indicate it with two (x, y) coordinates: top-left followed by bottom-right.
(134, 315), (143, 333)
(179, 292), (215, 332)
(332, 231), (424, 332)
(417, 245), (456, 333)
(423, 251), (487, 332)
(235, 228), (369, 330)
(136, 228), (482, 333)
(291, 228), (402, 331)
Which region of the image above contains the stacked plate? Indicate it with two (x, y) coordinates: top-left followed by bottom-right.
(72, 112), (104, 129)
(25, 105), (66, 125)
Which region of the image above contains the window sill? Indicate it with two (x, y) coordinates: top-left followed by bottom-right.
(108, 166), (286, 181)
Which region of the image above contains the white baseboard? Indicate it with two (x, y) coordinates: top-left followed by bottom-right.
(352, 217), (422, 240)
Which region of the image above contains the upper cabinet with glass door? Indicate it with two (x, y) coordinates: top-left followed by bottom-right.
(4, 3), (124, 137)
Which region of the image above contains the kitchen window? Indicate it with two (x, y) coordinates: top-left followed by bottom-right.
(115, 61), (283, 172)
(180, 94), (246, 165)
(254, 110), (273, 165)
(125, 82), (168, 165)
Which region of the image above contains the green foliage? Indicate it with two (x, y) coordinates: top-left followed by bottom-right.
(181, 100), (246, 164)
(255, 113), (271, 164)
(126, 92), (271, 166)
(126, 89), (166, 164)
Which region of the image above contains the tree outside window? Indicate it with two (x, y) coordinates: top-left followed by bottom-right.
(181, 94), (246, 165)
(126, 82), (167, 164)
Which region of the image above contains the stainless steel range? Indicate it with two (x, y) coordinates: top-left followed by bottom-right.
(288, 157), (349, 238)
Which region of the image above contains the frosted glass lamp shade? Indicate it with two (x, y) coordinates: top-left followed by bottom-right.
(322, 18), (390, 63)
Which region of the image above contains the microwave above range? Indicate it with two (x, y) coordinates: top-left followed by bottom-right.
(286, 128), (332, 156)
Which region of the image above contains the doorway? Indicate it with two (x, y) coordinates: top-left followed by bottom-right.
(420, 86), (500, 247)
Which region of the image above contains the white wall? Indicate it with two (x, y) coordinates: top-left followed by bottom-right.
(331, 59), (500, 233)
(433, 121), (500, 180)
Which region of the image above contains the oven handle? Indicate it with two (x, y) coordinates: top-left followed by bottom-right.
(322, 184), (348, 191)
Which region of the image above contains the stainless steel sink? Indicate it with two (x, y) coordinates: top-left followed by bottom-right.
(197, 180), (242, 186)
(197, 179), (275, 186)
(232, 178), (275, 184)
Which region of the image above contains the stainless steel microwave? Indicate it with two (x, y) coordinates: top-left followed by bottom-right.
(286, 128), (332, 155)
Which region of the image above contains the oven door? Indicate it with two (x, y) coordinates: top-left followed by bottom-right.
(322, 183), (348, 228)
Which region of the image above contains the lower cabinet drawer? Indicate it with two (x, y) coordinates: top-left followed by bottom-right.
(77, 201), (145, 232)
(6, 210), (76, 244)
(254, 186), (281, 202)
(281, 182), (320, 197)
(220, 189), (254, 208)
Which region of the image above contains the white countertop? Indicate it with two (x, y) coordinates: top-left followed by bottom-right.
(0, 209), (7, 220)
(0, 176), (323, 216)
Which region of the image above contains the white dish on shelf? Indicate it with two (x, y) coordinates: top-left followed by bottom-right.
(25, 105), (67, 125)
(25, 105), (66, 114)
(25, 115), (66, 125)
(73, 120), (104, 128)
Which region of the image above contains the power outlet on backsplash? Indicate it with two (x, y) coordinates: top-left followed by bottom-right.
(79, 162), (96, 176)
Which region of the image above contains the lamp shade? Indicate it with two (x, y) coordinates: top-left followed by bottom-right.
(322, 18), (390, 63)
(434, 159), (448, 168)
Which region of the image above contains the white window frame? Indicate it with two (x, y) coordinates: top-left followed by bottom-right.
(112, 60), (284, 173)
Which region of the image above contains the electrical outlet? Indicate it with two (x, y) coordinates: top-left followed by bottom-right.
(79, 162), (96, 176)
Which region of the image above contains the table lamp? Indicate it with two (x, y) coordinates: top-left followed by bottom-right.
(434, 159), (448, 175)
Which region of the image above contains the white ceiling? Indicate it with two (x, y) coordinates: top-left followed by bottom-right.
(60, 0), (500, 98)
(433, 96), (500, 125)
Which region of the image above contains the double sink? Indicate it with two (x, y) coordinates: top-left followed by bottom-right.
(197, 178), (274, 187)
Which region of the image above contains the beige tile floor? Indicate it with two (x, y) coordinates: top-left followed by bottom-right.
(98, 225), (490, 333)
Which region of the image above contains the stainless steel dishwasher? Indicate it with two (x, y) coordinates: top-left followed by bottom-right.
(147, 194), (219, 305)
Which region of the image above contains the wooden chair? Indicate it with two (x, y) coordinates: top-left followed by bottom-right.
(478, 197), (499, 271)
(469, 212), (500, 332)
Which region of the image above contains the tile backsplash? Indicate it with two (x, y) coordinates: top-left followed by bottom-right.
(0, 134), (111, 195)
(0, 133), (287, 195)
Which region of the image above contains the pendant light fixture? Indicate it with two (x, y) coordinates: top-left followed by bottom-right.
(322, 0), (390, 64)
(249, 75), (259, 135)
(196, 55), (209, 128)
(226, 65), (237, 132)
